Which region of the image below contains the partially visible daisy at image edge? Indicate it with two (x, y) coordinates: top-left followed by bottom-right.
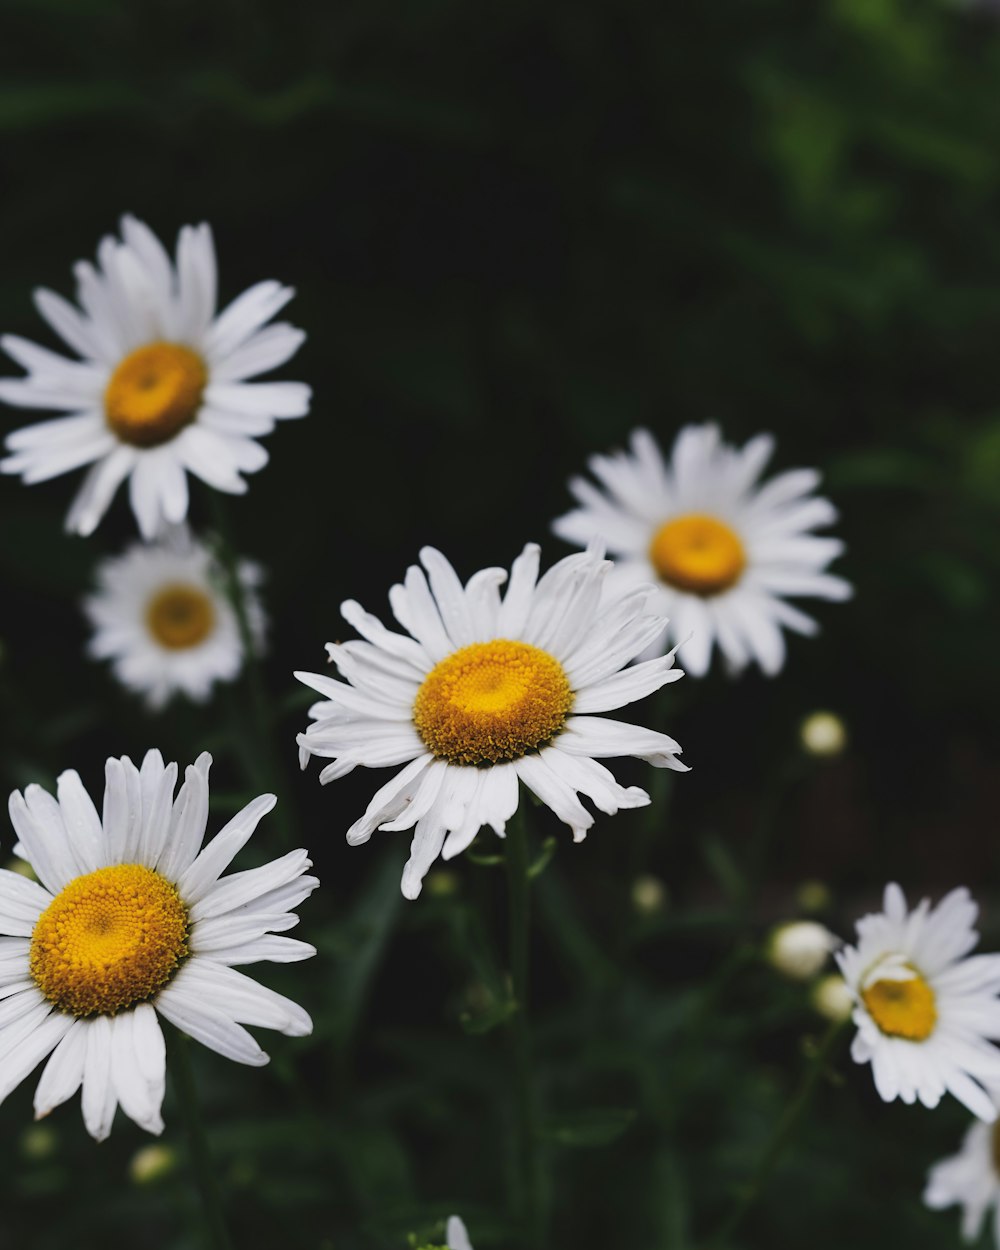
(295, 540), (688, 900)
(552, 424), (851, 676)
(0, 214), (310, 538)
(0, 750), (317, 1140)
(837, 883), (1000, 1120)
(925, 1090), (1000, 1245)
(84, 525), (265, 710)
(413, 1215), (474, 1250)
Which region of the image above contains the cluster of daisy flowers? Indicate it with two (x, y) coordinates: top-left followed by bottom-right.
(2, 211), (996, 1249)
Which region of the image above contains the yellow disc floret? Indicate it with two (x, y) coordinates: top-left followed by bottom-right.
(30, 864), (188, 1017)
(862, 971), (937, 1042)
(104, 342), (207, 447)
(649, 513), (746, 596)
(146, 583), (216, 650)
(413, 639), (573, 766)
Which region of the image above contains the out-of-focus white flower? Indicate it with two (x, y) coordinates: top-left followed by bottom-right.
(446, 1217), (473, 1250)
(296, 542), (688, 899)
(925, 1094), (1000, 1245)
(837, 883), (1000, 1120)
(800, 711), (848, 757)
(811, 974), (854, 1023)
(0, 215), (310, 538)
(767, 920), (837, 981)
(84, 526), (264, 710)
(553, 425), (851, 677)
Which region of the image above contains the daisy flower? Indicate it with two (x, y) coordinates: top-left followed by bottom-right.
(836, 883), (1000, 1120)
(0, 215), (310, 538)
(445, 1217), (473, 1250)
(414, 1216), (474, 1250)
(295, 541), (688, 900)
(0, 750), (317, 1140)
(925, 1096), (1000, 1245)
(84, 526), (264, 710)
(552, 425), (851, 676)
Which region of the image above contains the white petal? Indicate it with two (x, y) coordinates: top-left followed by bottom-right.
(80, 1015), (117, 1141)
(177, 794), (277, 904)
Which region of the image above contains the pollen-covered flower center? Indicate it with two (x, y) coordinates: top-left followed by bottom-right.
(146, 582), (216, 649)
(649, 513), (746, 595)
(104, 342), (207, 447)
(413, 639), (573, 766)
(30, 864), (188, 1017)
(862, 971), (937, 1042)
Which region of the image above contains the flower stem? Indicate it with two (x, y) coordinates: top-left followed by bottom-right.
(172, 1032), (234, 1250)
(505, 806), (543, 1249)
(206, 492), (294, 844)
(706, 1017), (847, 1247)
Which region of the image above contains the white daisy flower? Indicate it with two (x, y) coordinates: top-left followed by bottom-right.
(925, 1095), (1000, 1244)
(84, 526), (264, 710)
(552, 425), (851, 676)
(836, 883), (1000, 1120)
(295, 541), (688, 900)
(412, 1215), (473, 1250)
(0, 215), (310, 539)
(0, 750), (317, 1140)
(446, 1216), (473, 1250)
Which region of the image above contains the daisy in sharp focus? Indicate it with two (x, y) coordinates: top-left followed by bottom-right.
(84, 526), (264, 710)
(925, 1091), (1000, 1245)
(0, 215), (310, 538)
(295, 541), (688, 900)
(0, 750), (317, 1140)
(836, 883), (1000, 1120)
(552, 425), (851, 676)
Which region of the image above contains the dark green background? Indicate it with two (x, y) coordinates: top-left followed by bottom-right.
(0, 0), (999, 1246)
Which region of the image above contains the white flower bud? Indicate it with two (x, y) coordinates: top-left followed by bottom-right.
(800, 711), (848, 757)
(811, 973), (854, 1022)
(767, 920), (837, 980)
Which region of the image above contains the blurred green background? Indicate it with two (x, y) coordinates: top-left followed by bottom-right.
(1, 0), (1000, 1246)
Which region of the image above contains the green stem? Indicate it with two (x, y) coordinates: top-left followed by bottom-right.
(706, 1018), (846, 1248)
(206, 492), (293, 844)
(505, 807), (543, 1249)
(172, 1032), (234, 1250)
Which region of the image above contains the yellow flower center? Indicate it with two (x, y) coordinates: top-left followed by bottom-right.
(649, 513), (746, 595)
(104, 342), (207, 447)
(861, 971), (937, 1042)
(413, 639), (573, 765)
(30, 864), (188, 1017)
(146, 583), (216, 650)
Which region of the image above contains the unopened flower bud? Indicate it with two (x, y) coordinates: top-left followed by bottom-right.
(812, 973), (854, 1022)
(129, 1144), (176, 1185)
(767, 920), (837, 981)
(800, 711), (847, 758)
(631, 874), (667, 915)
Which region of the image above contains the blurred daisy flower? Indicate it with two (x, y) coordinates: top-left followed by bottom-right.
(925, 1095), (1000, 1244)
(414, 1216), (473, 1250)
(0, 215), (310, 538)
(837, 884), (1000, 1119)
(84, 526), (264, 710)
(296, 542), (688, 899)
(0, 751), (317, 1140)
(552, 425), (851, 676)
